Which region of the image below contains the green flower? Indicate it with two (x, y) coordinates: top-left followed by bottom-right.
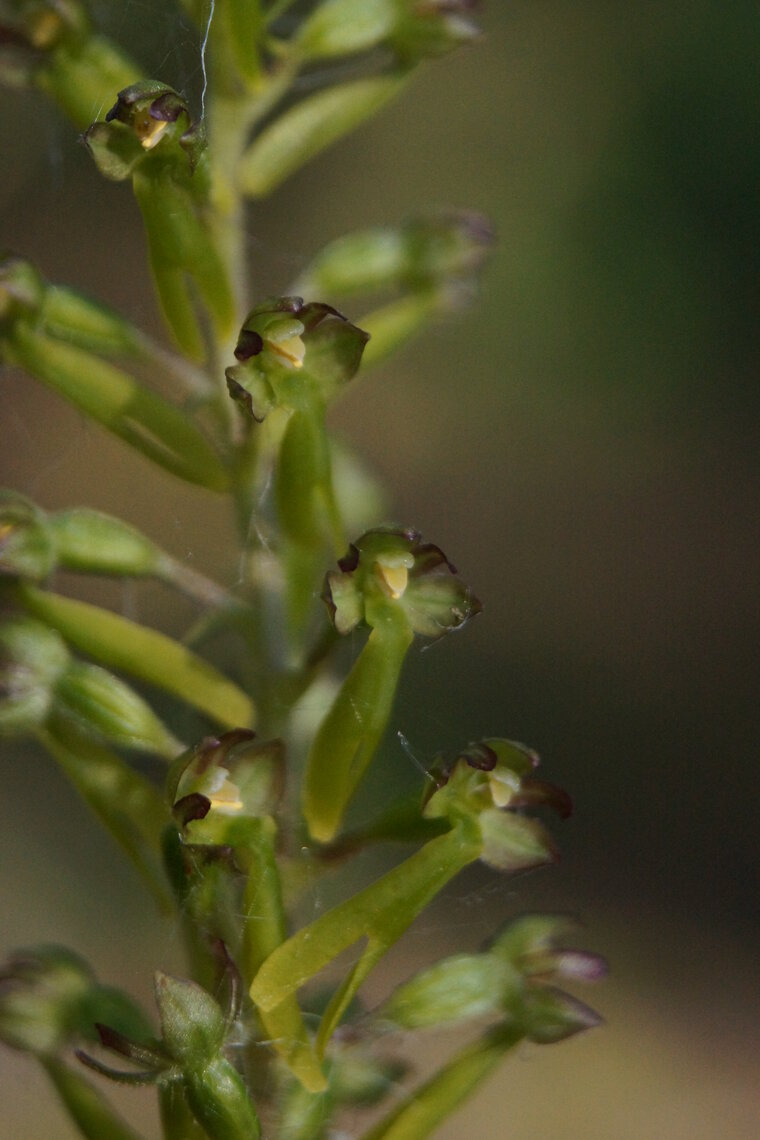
(304, 529), (481, 842)
(168, 730), (283, 846)
(225, 297), (368, 421)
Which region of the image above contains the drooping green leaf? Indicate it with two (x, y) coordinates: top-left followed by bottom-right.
(238, 74), (409, 197)
(43, 1057), (146, 1140)
(2, 326), (230, 490)
(358, 1025), (523, 1140)
(40, 717), (171, 909)
(17, 584), (255, 730)
(250, 823), (481, 1054)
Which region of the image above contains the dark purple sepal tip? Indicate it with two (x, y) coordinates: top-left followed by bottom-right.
(149, 93), (184, 122)
(411, 541), (457, 576)
(234, 328), (264, 361)
(225, 373), (266, 421)
(174, 793), (211, 826)
(337, 543), (361, 573)
(460, 741), (498, 771)
(514, 777), (573, 820)
(94, 1024), (166, 1068)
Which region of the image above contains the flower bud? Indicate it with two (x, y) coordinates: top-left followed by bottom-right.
(0, 946), (93, 1056)
(0, 254), (44, 322)
(50, 508), (162, 577)
(154, 973), (262, 1139)
(0, 254), (143, 356)
(491, 915), (607, 986)
(0, 945), (151, 1057)
(0, 493), (56, 580)
(54, 660), (181, 758)
(238, 74), (408, 198)
(154, 972), (225, 1066)
(380, 952), (511, 1030)
(0, 495), (165, 581)
(0, 617), (69, 735)
(520, 987), (603, 1044)
(330, 1049), (407, 1107)
(41, 283), (143, 357)
(299, 209), (493, 298)
(392, 0), (481, 62)
(295, 0), (480, 63)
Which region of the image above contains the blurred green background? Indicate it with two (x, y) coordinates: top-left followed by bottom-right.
(2, 2), (759, 1136)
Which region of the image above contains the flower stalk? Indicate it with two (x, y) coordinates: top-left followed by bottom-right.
(0, 4), (604, 1137)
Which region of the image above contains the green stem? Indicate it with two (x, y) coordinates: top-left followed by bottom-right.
(358, 1024), (524, 1140)
(159, 1081), (208, 1140)
(42, 1057), (145, 1140)
(156, 553), (235, 609)
(235, 818), (326, 1094)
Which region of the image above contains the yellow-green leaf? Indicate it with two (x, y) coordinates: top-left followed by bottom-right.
(18, 585), (255, 730)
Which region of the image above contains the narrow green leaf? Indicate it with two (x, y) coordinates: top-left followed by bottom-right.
(54, 661), (182, 759)
(40, 717), (171, 909)
(250, 825), (480, 1054)
(358, 1025), (523, 1140)
(303, 621), (413, 843)
(239, 74), (410, 197)
(358, 292), (439, 368)
(18, 585), (255, 730)
(42, 1056), (145, 1140)
(37, 38), (142, 132)
(4, 326), (230, 491)
(221, 0), (265, 83)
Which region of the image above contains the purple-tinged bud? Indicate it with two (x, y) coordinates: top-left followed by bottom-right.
(0, 493), (56, 581)
(0, 617), (69, 736)
(0, 945), (151, 1058)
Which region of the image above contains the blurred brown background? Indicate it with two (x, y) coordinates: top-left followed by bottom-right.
(2, 2), (759, 1136)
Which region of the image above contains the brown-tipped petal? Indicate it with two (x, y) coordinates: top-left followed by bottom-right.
(459, 741), (498, 771)
(95, 1023), (168, 1069)
(233, 329), (264, 361)
(174, 793), (211, 827)
(514, 777), (573, 820)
